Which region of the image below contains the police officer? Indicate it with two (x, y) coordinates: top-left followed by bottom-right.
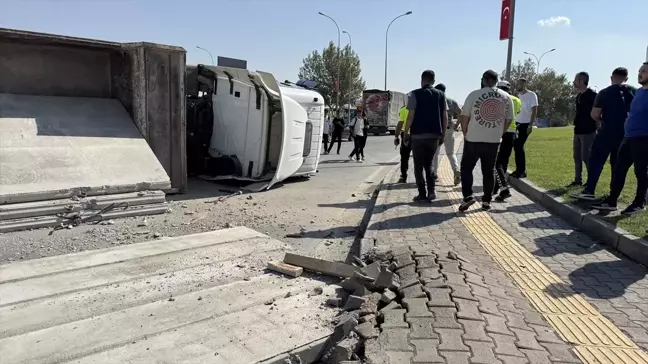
(394, 98), (411, 183)
(493, 81), (522, 202)
(402, 70), (448, 202)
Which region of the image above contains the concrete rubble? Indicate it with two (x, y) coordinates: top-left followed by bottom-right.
(282, 246), (456, 364)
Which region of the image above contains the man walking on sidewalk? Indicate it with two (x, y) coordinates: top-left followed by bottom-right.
(458, 70), (514, 212)
(591, 62), (648, 215)
(570, 72), (598, 186)
(512, 78), (537, 179)
(403, 70), (448, 202)
(431, 83), (462, 185)
(572, 67), (634, 201)
(493, 81), (522, 202)
(395, 102), (411, 182)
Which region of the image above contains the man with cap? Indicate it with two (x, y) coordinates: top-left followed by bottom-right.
(458, 70), (514, 212)
(402, 70), (448, 202)
(431, 83), (462, 185)
(493, 80), (522, 201)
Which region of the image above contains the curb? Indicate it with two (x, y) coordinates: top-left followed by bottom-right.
(359, 164), (400, 258)
(508, 176), (648, 267)
(257, 336), (329, 364)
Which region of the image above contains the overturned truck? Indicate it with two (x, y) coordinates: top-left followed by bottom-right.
(0, 28), (325, 233)
(0, 28), (186, 232)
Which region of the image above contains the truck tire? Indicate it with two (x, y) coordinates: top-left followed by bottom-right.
(389, 130), (395, 135)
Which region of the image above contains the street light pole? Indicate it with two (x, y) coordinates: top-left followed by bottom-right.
(384, 11), (412, 90)
(342, 30), (352, 48)
(523, 48), (556, 74)
(196, 46), (215, 67)
(318, 12), (341, 113)
(342, 30), (353, 125)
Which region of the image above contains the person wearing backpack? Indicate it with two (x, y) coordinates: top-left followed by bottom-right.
(348, 110), (368, 162)
(572, 67), (634, 201)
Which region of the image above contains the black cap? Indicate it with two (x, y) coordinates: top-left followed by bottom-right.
(434, 83), (446, 92)
(482, 69), (498, 81)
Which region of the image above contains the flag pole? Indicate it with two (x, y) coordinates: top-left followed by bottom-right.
(505, 0), (516, 81)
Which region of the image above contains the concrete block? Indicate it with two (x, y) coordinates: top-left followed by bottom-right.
(364, 338), (389, 364)
(340, 278), (367, 293)
(360, 293), (382, 315)
(380, 301), (402, 311)
(328, 337), (359, 364)
(267, 261), (303, 277)
(581, 215), (622, 248)
(540, 194), (585, 229)
(381, 289), (397, 304)
(360, 314), (377, 325)
(284, 253), (359, 278)
(354, 322), (379, 339)
(344, 295), (366, 311)
(617, 234), (648, 267)
(375, 268), (398, 289)
(361, 261), (381, 280)
(326, 298), (343, 308)
(354, 286), (370, 297)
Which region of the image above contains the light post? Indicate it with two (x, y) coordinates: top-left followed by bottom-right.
(195, 46), (214, 67)
(342, 30), (352, 48)
(318, 12), (341, 113)
(524, 48), (556, 74)
(384, 11), (412, 90)
(342, 30), (352, 124)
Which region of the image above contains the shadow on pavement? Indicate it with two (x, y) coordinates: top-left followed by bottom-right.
(531, 231), (604, 258)
(490, 202), (545, 214)
(543, 261), (647, 299)
(367, 210), (455, 231)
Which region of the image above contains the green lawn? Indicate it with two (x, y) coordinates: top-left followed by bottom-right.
(509, 127), (647, 239)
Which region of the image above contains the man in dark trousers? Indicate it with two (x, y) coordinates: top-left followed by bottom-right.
(458, 70), (514, 212)
(394, 101), (411, 183)
(327, 112), (345, 155)
(592, 62), (648, 215)
(570, 71), (598, 186)
(402, 70), (448, 202)
(572, 67), (634, 201)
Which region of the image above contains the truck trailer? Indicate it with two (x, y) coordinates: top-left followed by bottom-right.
(361, 89), (407, 135)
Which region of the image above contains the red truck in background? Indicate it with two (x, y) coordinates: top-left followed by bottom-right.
(362, 89), (408, 135)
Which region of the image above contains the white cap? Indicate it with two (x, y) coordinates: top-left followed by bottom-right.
(497, 81), (511, 88)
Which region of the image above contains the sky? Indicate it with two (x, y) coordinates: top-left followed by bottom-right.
(2, 0), (647, 102)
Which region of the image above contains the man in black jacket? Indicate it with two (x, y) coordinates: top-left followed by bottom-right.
(327, 113), (345, 155)
(570, 71), (598, 186)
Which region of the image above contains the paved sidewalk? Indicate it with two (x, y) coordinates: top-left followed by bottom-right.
(365, 137), (648, 364)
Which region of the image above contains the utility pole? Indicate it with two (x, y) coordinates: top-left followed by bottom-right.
(196, 46), (215, 67)
(504, 0), (516, 81)
(318, 12), (341, 113)
(343, 30), (352, 125)
(384, 11), (412, 90)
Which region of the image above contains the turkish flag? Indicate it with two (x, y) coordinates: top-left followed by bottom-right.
(499, 0), (511, 40)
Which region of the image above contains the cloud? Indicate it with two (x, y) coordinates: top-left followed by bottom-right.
(537, 16), (571, 27)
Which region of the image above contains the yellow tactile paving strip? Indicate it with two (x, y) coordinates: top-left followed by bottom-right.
(435, 156), (648, 364)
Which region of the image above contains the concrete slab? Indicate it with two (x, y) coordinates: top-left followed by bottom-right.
(0, 227), (338, 364)
(0, 93), (171, 204)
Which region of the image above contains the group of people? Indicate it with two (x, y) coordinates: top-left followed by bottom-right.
(568, 64), (648, 215)
(391, 60), (647, 214)
(322, 109), (368, 162)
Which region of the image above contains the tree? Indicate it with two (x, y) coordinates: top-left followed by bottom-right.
(503, 58), (575, 126)
(298, 41), (366, 110)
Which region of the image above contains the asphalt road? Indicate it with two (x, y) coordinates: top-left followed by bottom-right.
(0, 135), (401, 264)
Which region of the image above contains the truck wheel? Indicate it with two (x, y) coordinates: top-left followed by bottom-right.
(389, 131), (395, 135)
(373, 133), (380, 136)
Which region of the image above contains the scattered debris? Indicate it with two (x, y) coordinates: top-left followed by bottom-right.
(267, 261), (303, 277)
(283, 253), (359, 278)
(308, 287), (324, 297)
